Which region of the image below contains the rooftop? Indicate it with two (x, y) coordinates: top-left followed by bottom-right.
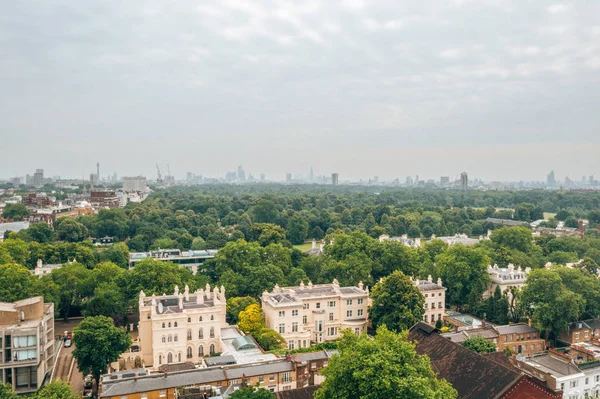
(263, 280), (367, 305)
(522, 353), (582, 378)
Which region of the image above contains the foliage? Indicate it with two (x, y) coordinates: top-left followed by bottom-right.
(315, 326), (457, 399)
(370, 271), (425, 332)
(34, 381), (78, 399)
(227, 296), (259, 324)
(229, 386), (275, 399)
(2, 203), (30, 220)
(0, 382), (18, 399)
(238, 304), (264, 334)
(462, 336), (497, 353)
(0, 263), (39, 302)
(73, 316), (131, 394)
(56, 218), (89, 242)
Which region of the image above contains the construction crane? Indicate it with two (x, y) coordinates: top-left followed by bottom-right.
(156, 164), (163, 184)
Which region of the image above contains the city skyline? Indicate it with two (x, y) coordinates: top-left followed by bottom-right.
(1, 1), (599, 181)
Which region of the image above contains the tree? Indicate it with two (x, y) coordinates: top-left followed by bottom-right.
(2, 203), (30, 221)
(0, 383), (18, 399)
(436, 245), (491, 311)
(34, 381), (78, 399)
(254, 328), (286, 351)
(489, 227), (533, 253)
(287, 215), (309, 245)
(0, 263), (38, 302)
(238, 304), (264, 334)
(563, 216), (579, 228)
(229, 386), (275, 399)
(370, 271), (425, 332)
(56, 219), (89, 242)
(227, 296), (259, 324)
(315, 326), (457, 399)
(26, 222), (55, 243)
(250, 223), (286, 247)
(521, 268), (584, 340)
(45, 262), (89, 320)
(250, 199), (279, 224)
(555, 210), (572, 221)
(96, 242), (130, 268)
(462, 336), (496, 353)
(73, 316), (131, 395)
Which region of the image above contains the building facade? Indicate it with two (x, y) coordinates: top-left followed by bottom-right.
(0, 297), (55, 394)
(485, 264), (530, 298)
(414, 276), (446, 325)
(138, 285), (227, 369)
(122, 176), (147, 192)
(261, 280), (369, 350)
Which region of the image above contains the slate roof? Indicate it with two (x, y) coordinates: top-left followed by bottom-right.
(409, 322), (522, 399)
(496, 324), (539, 335)
(275, 385), (320, 399)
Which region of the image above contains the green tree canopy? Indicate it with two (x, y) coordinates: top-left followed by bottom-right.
(229, 386), (275, 399)
(2, 203), (30, 221)
(315, 326), (457, 399)
(370, 271), (425, 332)
(227, 296), (259, 324)
(73, 316), (131, 395)
(0, 383), (18, 399)
(0, 263), (39, 302)
(462, 336), (496, 353)
(34, 381), (78, 399)
(56, 218), (89, 243)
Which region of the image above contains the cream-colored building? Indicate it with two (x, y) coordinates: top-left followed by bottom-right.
(0, 297), (55, 394)
(485, 264), (530, 299)
(138, 284), (227, 369)
(414, 276), (446, 325)
(261, 280), (369, 350)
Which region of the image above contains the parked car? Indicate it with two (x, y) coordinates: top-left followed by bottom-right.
(84, 375), (93, 389)
(64, 339), (72, 348)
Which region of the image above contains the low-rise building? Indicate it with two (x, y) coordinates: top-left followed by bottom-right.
(0, 297), (55, 394)
(137, 285), (228, 369)
(261, 280), (369, 350)
(129, 249), (217, 275)
(90, 189), (120, 209)
(558, 319), (600, 345)
(378, 234), (421, 248)
(30, 259), (62, 278)
(485, 264), (530, 299)
(413, 276), (446, 325)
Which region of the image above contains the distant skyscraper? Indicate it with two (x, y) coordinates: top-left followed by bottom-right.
(187, 172), (193, 181)
(440, 176), (450, 186)
(460, 172), (468, 190)
(260, 173), (265, 181)
(309, 167), (314, 183)
(547, 170), (556, 187)
(331, 173), (339, 186)
(33, 169), (44, 188)
(96, 162), (100, 183)
(237, 165), (246, 182)
(286, 173), (292, 183)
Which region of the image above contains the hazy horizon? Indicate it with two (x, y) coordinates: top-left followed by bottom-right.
(1, 1), (599, 182)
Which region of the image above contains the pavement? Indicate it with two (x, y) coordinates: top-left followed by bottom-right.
(54, 319), (86, 396)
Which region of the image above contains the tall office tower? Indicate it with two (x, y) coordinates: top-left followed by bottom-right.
(547, 170), (556, 187)
(237, 165), (246, 182)
(331, 173), (339, 186)
(440, 176), (450, 186)
(33, 169), (44, 188)
(97, 162), (100, 182)
(309, 167), (314, 183)
(460, 172), (468, 190)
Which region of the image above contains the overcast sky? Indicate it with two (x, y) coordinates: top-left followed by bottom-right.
(1, 0), (599, 182)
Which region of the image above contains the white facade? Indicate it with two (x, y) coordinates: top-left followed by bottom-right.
(138, 285), (227, 369)
(414, 276), (446, 325)
(261, 280), (369, 350)
(485, 264), (531, 298)
(122, 176), (147, 192)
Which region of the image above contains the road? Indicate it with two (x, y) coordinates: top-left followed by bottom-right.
(54, 319), (86, 396)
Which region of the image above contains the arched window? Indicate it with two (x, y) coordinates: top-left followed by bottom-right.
(211, 315), (214, 321)
(158, 354), (162, 365)
(174, 322), (178, 327)
(187, 347), (193, 359)
(168, 335), (173, 343)
(174, 335), (178, 342)
(199, 316), (203, 322)
(178, 353), (182, 362)
(167, 353), (173, 364)
(210, 327), (215, 338)
(210, 344), (215, 355)
(162, 323), (165, 328)
(199, 328), (204, 339)
(187, 330), (192, 340)
(198, 345), (204, 357)
(162, 336), (166, 343)
(187, 317), (191, 323)
(168, 322), (172, 328)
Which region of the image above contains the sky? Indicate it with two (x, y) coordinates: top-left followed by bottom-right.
(1, 0), (599, 182)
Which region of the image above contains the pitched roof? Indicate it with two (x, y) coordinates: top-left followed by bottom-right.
(275, 385), (320, 399)
(408, 322), (521, 399)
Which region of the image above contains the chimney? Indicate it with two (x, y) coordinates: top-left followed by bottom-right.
(174, 285), (179, 296)
(178, 295), (183, 310)
(415, 238), (421, 247)
(312, 239), (316, 250)
(184, 285), (190, 302)
(36, 258), (42, 270)
(197, 290), (204, 305)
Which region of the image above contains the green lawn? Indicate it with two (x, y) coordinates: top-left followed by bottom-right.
(293, 242), (313, 252)
(544, 212), (556, 220)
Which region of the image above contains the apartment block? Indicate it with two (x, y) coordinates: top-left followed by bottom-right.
(0, 297), (55, 394)
(414, 276), (446, 325)
(261, 280), (369, 349)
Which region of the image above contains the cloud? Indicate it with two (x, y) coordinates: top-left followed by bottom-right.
(439, 49), (461, 59)
(547, 4), (568, 14)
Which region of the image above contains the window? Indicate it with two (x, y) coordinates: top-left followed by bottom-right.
(174, 335), (178, 342)
(560, 383), (564, 391)
(162, 323), (165, 328)
(438, 302), (442, 308)
(199, 345), (204, 356)
(158, 354), (162, 364)
(282, 372), (292, 383)
(329, 313), (334, 321)
(174, 322), (178, 327)
(328, 327), (337, 336)
(187, 347), (193, 358)
(279, 311), (286, 317)
(168, 322), (171, 328)
(585, 377), (589, 385)
(160, 390), (166, 397)
(438, 313), (442, 321)
(570, 381), (577, 388)
(167, 353), (173, 363)
(162, 336), (166, 343)
(346, 300), (352, 306)
(210, 327), (215, 338)
(178, 353), (181, 362)
(292, 322), (298, 332)
(210, 344), (215, 354)
(328, 301), (336, 307)
(187, 317), (191, 322)
(211, 315), (214, 321)
(187, 330), (192, 340)
(303, 303), (309, 309)
(259, 376), (264, 383)
(425, 294), (428, 298)
(303, 315), (308, 324)
(439, 293), (442, 296)
(358, 299), (364, 305)
(279, 324), (285, 334)
(199, 328), (204, 339)
(424, 315), (428, 323)
(354, 328), (360, 334)
(288, 341), (294, 350)
(596, 375), (599, 383)
(199, 316), (203, 322)
(431, 303), (436, 309)
(576, 332), (580, 340)
(346, 310), (353, 317)
(357, 309), (364, 317)
(315, 320), (323, 332)
(292, 310), (298, 316)
(269, 375), (275, 382)
(168, 335), (173, 343)
(316, 303), (321, 309)
(424, 303), (428, 309)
